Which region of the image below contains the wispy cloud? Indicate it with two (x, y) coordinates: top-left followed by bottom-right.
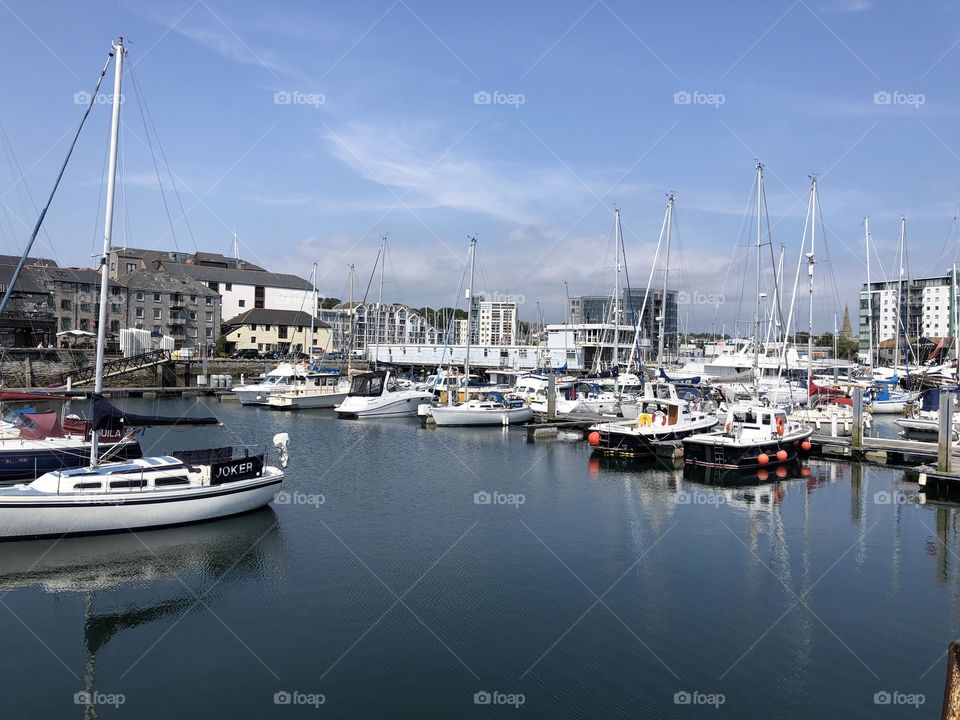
(821, 0), (874, 13)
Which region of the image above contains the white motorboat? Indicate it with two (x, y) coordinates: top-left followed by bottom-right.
(426, 393), (534, 426)
(335, 371), (434, 418)
(267, 375), (351, 410)
(588, 397), (718, 457)
(0, 38), (287, 540)
(233, 363), (326, 406)
(789, 402), (867, 437)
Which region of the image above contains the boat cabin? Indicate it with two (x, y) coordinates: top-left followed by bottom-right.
(725, 406), (788, 437)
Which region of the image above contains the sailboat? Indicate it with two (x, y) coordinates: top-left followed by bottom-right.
(683, 164), (813, 470)
(423, 238), (535, 426)
(0, 38), (287, 539)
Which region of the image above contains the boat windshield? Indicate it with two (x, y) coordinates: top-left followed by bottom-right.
(349, 373), (385, 396)
(732, 410), (760, 425)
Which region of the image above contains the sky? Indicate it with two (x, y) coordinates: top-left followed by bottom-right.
(1, 0), (959, 333)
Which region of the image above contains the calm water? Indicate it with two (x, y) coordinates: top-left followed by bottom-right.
(1, 397), (958, 718)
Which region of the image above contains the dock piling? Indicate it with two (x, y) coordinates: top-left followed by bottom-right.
(939, 389), (954, 474)
(852, 388), (864, 450)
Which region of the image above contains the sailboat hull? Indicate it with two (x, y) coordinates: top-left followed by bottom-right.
(0, 473), (282, 540)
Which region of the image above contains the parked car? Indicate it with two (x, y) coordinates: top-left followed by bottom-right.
(230, 349), (260, 359)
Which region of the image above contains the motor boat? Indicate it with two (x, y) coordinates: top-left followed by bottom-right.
(425, 392), (534, 427)
(789, 402), (867, 437)
(895, 387), (959, 440)
(334, 371), (435, 418)
(588, 397), (718, 458)
(267, 374), (352, 410)
(683, 403), (813, 470)
(865, 377), (920, 414)
(232, 363), (327, 406)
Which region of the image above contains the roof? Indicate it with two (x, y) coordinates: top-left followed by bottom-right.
(164, 262), (313, 290)
(124, 269), (220, 296)
(36, 266), (113, 286)
(223, 308), (329, 328)
(0, 265), (49, 294)
(0, 254), (58, 267)
(112, 246), (265, 271)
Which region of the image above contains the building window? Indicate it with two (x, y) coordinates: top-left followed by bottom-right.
(205, 328), (213, 338)
(205, 311), (213, 322)
(189, 311), (197, 321)
(111, 303), (122, 313)
(136, 291), (144, 301)
(136, 307), (144, 319)
(60, 299), (71, 311)
(209, 281), (219, 292)
(61, 318), (71, 331)
(205, 297), (213, 306)
(126, 263), (137, 273)
(190, 295), (197, 304)
(239, 299), (246, 308)
(153, 308), (162, 320)
(110, 320), (120, 332)
(225, 283), (232, 291)
(279, 326), (288, 339)
(80, 303), (91, 313)
(251, 336), (257, 344)
(154, 293), (161, 302)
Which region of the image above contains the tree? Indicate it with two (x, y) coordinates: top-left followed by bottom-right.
(215, 333), (228, 357)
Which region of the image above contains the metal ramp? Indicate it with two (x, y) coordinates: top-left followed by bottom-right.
(59, 349), (171, 387)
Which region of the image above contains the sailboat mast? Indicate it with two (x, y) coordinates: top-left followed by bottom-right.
(864, 217), (873, 369)
(90, 37), (125, 469)
(374, 235), (386, 370)
(806, 177), (817, 398)
(309, 262), (317, 359)
(753, 162), (763, 399)
(894, 217), (904, 370)
(612, 209), (621, 371)
(657, 195), (674, 368)
(464, 236), (477, 397)
(347, 264), (354, 374)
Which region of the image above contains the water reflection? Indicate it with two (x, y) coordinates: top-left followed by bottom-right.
(0, 509), (285, 719)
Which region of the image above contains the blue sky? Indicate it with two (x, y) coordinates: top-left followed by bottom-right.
(1, 0), (959, 331)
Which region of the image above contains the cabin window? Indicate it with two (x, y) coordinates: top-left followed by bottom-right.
(74, 482), (102, 490)
(110, 479), (147, 489)
(761, 414), (771, 425)
(154, 477), (190, 487)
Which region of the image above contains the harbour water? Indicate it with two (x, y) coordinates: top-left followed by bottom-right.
(1, 398), (956, 718)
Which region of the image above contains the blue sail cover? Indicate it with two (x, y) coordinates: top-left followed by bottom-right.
(91, 394), (219, 432)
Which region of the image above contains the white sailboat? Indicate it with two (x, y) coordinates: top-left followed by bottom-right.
(0, 38), (287, 539)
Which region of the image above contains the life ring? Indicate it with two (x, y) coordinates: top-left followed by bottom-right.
(638, 413), (653, 427)
(776, 417), (785, 436)
(660, 413), (668, 426)
(724, 422), (731, 432)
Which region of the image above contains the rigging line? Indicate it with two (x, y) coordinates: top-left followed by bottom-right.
(0, 48), (113, 316)
(0, 119), (60, 265)
(129, 65), (179, 252)
(90, 115), (111, 260)
(926, 211), (959, 274)
(814, 191), (842, 316)
(762, 177), (787, 339)
(129, 64), (198, 251)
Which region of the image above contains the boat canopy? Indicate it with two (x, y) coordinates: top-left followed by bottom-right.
(92, 395), (219, 431)
(17, 411), (66, 440)
(348, 372), (387, 397)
